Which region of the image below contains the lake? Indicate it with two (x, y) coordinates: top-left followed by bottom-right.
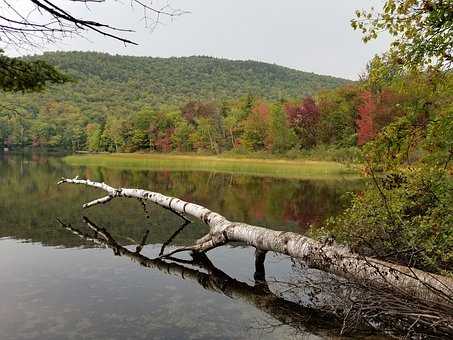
(0, 152), (374, 339)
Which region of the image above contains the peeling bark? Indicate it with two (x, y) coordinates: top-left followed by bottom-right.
(58, 177), (453, 302)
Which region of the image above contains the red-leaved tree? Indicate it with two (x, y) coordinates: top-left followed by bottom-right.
(285, 96), (320, 148)
(356, 91), (376, 145)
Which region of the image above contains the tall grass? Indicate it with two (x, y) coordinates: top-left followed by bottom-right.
(64, 153), (359, 180)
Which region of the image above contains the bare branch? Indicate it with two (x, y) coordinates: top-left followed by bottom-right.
(159, 220), (190, 256)
(0, 0), (188, 50)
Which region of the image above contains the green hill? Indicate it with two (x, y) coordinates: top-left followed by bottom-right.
(0, 51), (352, 151)
(23, 51), (349, 107)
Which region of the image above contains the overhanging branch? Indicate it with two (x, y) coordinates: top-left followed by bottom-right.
(0, 0), (188, 49)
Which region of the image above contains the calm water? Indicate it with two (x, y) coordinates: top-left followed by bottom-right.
(0, 153), (368, 339)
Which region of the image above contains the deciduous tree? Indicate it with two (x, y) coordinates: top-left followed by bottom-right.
(352, 0), (453, 70)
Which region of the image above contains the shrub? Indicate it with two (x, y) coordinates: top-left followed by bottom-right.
(312, 167), (453, 274)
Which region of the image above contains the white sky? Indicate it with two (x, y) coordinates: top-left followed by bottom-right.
(7, 0), (390, 80)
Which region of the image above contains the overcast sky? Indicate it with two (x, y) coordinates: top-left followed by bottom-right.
(10, 0), (390, 80)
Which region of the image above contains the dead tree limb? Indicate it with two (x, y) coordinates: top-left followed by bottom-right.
(0, 0), (187, 49)
(57, 177), (453, 302)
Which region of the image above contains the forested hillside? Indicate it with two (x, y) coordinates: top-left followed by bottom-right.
(1, 52), (451, 158)
(0, 51), (350, 152)
(28, 51), (348, 103)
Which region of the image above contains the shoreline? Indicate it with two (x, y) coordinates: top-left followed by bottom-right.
(64, 153), (360, 180)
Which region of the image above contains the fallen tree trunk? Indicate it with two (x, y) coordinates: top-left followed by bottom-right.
(58, 177), (453, 303)
(58, 216), (453, 338)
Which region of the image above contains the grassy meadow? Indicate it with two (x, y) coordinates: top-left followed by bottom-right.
(64, 153), (359, 180)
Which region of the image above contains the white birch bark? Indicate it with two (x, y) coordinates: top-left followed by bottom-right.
(58, 177), (453, 302)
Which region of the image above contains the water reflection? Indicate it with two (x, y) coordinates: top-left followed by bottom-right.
(0, 153), (371, 339)
(1, 239), (309, 340)
(0, 153), (447, 339)
(62, 218), (340, 332)
(56, 215), (358, 338)
(58, 215), (450, 339)
(0, 152), (364, 247)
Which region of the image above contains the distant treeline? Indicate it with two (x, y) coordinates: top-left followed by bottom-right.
(0, 88), (363, 153)
(0, 53), (450, 158)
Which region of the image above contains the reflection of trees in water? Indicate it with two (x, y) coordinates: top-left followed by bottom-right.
(0, 154), (362, 246)
(90, 168), (363, 230)
(3, 154), (450, 337)
(59, 216), (452, 339)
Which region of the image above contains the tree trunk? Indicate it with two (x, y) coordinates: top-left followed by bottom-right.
(58, 177), (453, 303)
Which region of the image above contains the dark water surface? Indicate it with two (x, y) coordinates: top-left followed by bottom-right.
(0, 153), (367, 339)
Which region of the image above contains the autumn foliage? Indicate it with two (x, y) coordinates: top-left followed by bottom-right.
(2, 60), (434, 155)
(356, 91), (376, 146)
(285, 97), (320, 148)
